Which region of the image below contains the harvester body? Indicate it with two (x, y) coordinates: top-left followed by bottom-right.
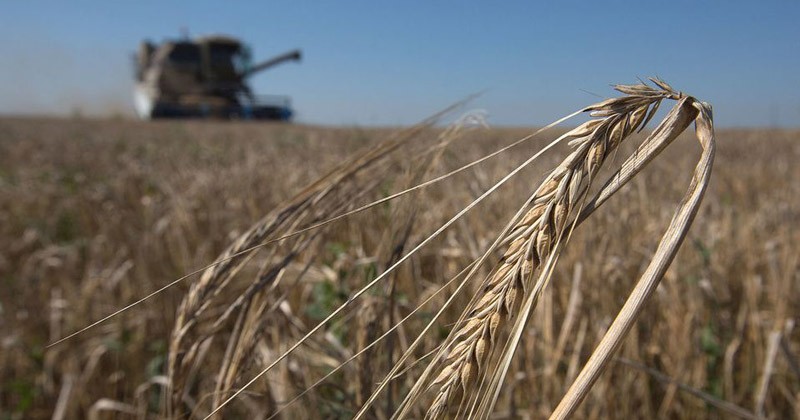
(134, 35), (300, 121)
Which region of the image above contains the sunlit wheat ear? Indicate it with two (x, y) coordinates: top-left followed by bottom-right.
(414, 80), (684, 419)
(549, 99), (715, 420)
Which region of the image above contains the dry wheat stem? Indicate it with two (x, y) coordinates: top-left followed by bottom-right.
(420, 81), (676, 419)
(549, 99), (715, 419)
(476, 89), (712, 420)
(475, 95), (700, 419)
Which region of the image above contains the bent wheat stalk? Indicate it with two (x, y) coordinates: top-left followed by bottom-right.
(549, 99), (715, 420)
(412, 80), (675, 419)
(384, 79), (715, 419)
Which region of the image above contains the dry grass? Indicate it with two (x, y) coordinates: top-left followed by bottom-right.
(1, 90), (799, 419)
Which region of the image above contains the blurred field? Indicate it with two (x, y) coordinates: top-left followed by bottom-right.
(1, 116), (798, 419)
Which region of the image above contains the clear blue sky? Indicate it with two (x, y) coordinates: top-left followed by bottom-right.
(1, 1), (798, 127)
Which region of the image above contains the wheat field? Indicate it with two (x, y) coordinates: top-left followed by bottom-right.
(1, 98), (798, 418)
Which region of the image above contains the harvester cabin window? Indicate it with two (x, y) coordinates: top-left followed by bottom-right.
(208, 44), (241, 81)
(167, 43), (202, 75)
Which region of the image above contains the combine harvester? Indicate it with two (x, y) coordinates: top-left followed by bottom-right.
(133, 35), (301, 121)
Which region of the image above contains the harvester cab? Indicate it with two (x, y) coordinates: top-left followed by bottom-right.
(133, 35), (301, 121)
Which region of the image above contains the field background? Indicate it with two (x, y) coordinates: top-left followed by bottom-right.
(1, 117), (798, 419)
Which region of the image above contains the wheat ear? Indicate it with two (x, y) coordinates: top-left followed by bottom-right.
(423, 80), (679, 419)
(549, 98), (715, 419)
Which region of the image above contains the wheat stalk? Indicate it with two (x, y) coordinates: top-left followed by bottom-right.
(419, 80), (681, 418)
(373, 79), (716, 419)
(548, 98), (715, 419)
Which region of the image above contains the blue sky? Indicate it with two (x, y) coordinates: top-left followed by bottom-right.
(1, 1), (798, 127)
